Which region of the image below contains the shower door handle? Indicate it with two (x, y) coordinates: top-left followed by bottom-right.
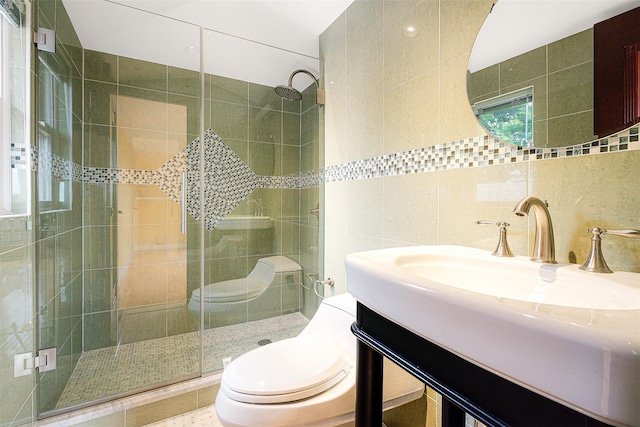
(180, 171), (187, 234)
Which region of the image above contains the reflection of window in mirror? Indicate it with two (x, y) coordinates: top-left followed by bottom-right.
(472, 87), (533, 147)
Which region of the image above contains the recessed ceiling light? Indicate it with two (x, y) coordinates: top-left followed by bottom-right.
(185, 45), (199, 54)
(403, 26), (418, 38)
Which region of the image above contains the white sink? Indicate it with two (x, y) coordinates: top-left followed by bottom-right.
(216, 215), (273, 230)
(346, 245), (640, 427)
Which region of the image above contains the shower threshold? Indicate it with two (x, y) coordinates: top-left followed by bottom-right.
(37, 374), (221, 426)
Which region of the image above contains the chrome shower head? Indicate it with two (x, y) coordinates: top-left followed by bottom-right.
(274, 84), (303, 101)
(274, 69), (325, 105)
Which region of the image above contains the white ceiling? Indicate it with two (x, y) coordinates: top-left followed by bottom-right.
(62, 0), (354, 89)
(468, 0), (640, 73)
(62, 0), (640, 88)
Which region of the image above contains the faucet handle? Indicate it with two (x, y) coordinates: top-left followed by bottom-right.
(476, 220), (515, 257)
(477, 220), (499, 226)
(604, 229), (640, 238)
(579, 228), (640, 273)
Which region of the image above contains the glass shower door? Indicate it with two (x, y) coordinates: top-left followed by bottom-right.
(197, 27), (324, 374)
(33, 0), (325, 415)
(35, 2), (204, 414)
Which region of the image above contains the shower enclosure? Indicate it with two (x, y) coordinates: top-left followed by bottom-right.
(0, 0), (323, 420)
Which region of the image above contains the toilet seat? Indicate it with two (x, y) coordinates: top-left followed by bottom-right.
(196, 278), (265, 303)
(221, 337), (350, 404)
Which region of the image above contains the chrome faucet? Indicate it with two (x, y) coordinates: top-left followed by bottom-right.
(513, 196), (556, 264)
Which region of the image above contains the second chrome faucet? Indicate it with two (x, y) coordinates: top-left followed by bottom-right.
(513, 196), (556, 264)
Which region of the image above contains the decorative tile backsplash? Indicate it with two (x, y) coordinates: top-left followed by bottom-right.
(30, 125), (639, 229)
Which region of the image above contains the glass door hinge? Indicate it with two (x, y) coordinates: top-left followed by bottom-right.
(14, 348), (57, 377)
(34, 27), (55, 53)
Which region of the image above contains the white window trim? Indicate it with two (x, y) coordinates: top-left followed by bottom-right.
(1, 16), (12, 215)
(1, 0), (31, 217)
(472, 86), (534, 116)
(472, 86), (534, 147)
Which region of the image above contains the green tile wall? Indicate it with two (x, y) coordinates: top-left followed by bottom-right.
(34, 0), (85, 415)
(81, 50), (322, 360)
(3, 0), (318, 422)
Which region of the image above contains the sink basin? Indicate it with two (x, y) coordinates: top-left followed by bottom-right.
(216, 215), (273, 230)
(346, 245), (640, 426)
(396, 250), (639, 310)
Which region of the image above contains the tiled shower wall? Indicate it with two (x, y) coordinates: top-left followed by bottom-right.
(0, 0), (34, 421)
(1, 0), (322, 422)
(199, 73), (321, 322)
(0, 0), (85, 421)
(34, 0), (84, 415)
(82, 48), (206, 350)
(82, 42), (322, 339)
(0, 216), (35, 425)
(319, 0), (640, 424)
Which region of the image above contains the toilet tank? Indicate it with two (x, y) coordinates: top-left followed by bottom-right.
(300, 293), (357, 358)
(250, 256), (302, 287)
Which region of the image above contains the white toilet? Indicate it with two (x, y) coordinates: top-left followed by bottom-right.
(188, 256), (302, 326)
(215, 293), (424, 427)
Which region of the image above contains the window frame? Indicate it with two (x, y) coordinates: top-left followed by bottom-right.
(472, 86), (534, 147)
(1, 15), (12, 215)
(37, 53), (73, 213)
(1, 0), (31, 217)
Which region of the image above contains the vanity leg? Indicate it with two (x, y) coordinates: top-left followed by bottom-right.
(442, 397), (466, 427)
(355, 340), (383, 427)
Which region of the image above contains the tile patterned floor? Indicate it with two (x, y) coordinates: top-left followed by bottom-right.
(56, 313), (308, 408)
(144, 405), (223, 427)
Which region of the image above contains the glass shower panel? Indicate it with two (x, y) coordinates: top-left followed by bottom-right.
(0, 0), (33, 424)
(36, 2), (203, 414)
(199, 29), (323, 373)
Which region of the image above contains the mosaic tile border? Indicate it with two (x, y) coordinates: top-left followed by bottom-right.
(312, 125), (640, 186)
(10, 143), (29, 169)
(28, 125), (640, 223)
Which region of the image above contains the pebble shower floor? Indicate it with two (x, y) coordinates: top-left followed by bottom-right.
(56, 313), (308, 408)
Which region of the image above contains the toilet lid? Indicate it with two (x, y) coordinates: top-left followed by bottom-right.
(222, 337), (350, 404)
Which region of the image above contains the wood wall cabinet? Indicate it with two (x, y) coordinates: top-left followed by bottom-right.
(594, 7), (640, 138)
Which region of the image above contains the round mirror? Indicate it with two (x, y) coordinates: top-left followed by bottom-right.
(467, 0), (640, 147)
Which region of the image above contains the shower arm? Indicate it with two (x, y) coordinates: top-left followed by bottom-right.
(289, 69), (325, 105)
(288, 69), (319, 89)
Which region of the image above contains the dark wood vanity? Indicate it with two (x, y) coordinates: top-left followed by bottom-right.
(352, 302), (614, 427)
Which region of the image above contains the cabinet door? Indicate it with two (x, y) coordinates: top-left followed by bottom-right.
(594, 7), (640, 137)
